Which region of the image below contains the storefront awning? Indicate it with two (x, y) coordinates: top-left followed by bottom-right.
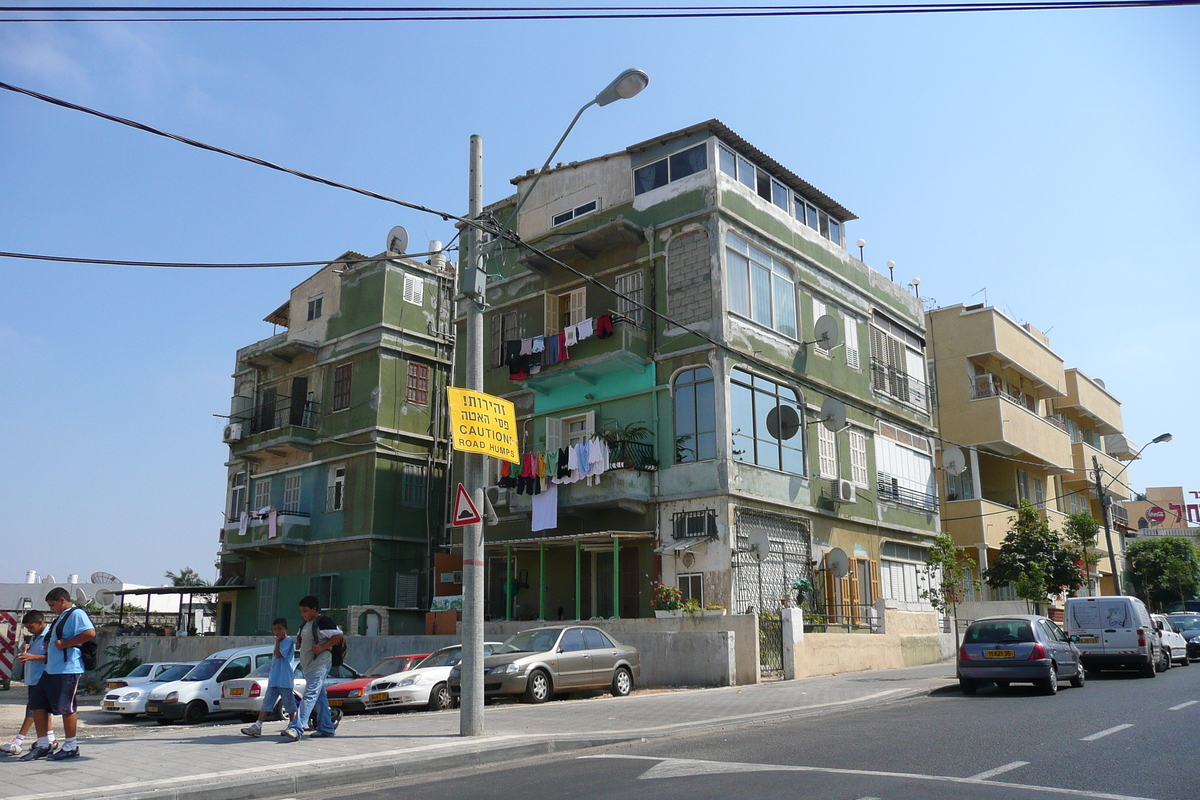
(656, 537), (714, 554)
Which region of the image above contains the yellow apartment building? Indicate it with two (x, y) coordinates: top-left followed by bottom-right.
(926, 303), (1134, 607)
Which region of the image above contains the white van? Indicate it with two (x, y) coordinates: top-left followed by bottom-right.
(145, 644), (277, 724)
(1064, 596), (1159, 677)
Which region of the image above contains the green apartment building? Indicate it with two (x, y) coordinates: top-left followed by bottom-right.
(457, 120), (941, 626)
(215, 247), (455, 635)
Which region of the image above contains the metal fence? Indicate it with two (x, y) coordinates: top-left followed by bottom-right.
(803, 602), (881, 633)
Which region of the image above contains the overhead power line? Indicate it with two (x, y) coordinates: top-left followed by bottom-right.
(0, 248), (454, 268)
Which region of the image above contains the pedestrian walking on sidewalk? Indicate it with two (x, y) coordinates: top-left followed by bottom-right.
(20, 588), (94, 762)
(1, 611), (58, 756)
(241, 618), (297, 738)
(283, 596), (342, 741)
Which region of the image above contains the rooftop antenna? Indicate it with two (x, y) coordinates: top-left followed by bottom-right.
(972, 287), (987, 306)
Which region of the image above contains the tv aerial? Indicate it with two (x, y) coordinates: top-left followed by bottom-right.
(386, 225), (409, 256)
(942, 447), (967, 476)
(817, 397), (848, 433)
(90, 571), (121, 585)
(826, 547), (851, 579)
(747, 529), (771, 562)
(802, 314), (841, 350)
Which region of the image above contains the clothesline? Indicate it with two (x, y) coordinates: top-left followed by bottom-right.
(504, 313), (619, 381)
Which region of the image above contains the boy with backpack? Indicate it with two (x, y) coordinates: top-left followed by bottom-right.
(21, 587), (95, 762)
(241, 617), (297, 738)
(1, 611), (58, 756)
(283, 596), (343, 741)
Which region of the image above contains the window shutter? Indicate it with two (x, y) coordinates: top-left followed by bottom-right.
(870, 327), (887, 392)
(403, 274), (424, 306)
(544, 293), (559, 336)
(869, 560), (880, 604)
(569, 288), (586, 328)
(545, 417), (563, 454)
(823, 551), (836, 618)
(706, 510), (719, 538)
(395, 573), (419, 609)
(845, 316), (860, 370)
(811, 299), (827, 352)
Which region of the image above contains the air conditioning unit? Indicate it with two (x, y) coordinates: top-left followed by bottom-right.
(485, 485), (507, 507)
(831, 478), (856, 504)
(222, 423), (244, 443)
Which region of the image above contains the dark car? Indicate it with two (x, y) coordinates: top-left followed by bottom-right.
(1166, 613), (1200, 660)
(957, 615), (1083, 696)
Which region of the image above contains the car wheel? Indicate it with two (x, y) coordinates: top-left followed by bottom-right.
(1157, 648), (1171, 672)
(522, 670), (551, 704)
(427, 683), (453, 712)
(1181, 653), (1190, 667)
(182, 700), (208, 725)
(120, 713), (139, 720)
(156, 718), (173, 725)
(1040, 665), (1059, 695)
(958, 678), (978, 695)
(994, 681), (1010, 689)
(1070, 662), (1085, 688)
(1140, 657), (1157, 678)
(611, 666), (633, 698)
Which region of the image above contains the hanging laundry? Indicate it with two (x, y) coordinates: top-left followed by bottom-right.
(531, 335), (546, 354)
(268, 508), (278, 539)
(546, 448), (559, 483)
(519, 338), (534, 356)
(499, 459), (518, 488)
(505, 341), (528, 381)
(544, 334), (559, 365)
(532, 483), (559, 532)
(564, 325), (579, 347)
(556, 447), (570, 479)
(596, 314), (615, 339)
(558, 331), (569, 360)
(576, 317), (594, 341)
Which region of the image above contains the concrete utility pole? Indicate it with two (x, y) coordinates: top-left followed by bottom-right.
(1093, 455), (1120, 596)
(460, 134), (486, 736)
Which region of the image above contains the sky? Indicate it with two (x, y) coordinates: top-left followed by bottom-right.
(1, 3), (1197, 586)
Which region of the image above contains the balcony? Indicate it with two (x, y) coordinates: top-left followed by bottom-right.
(220, 510), (309, 556)
(520, 325), (651, 395)
(941, 498), (1021, 549)
(1064, 441), (1130, 500)
(940, 377), (1072, 471)
(517, 216), (645, 274)
(508, 460), (656, 516)
(228, 395), (320, 459)
(870, 358), (930, 413)
(877, 472), (938, 512)
(959, 307), (1066, 396)
(239, 333), (318, 370)
(1059, 369), (1123, 435)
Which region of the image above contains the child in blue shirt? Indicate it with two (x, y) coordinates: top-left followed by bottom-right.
(0, 612), (58, 756)
(241, 618), (297, 737)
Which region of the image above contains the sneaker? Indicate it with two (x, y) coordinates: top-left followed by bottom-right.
(240, 726), (262, 738)
(47, 747), (80, 761)
(0, 741), (23, 755)
(280, 728), (300, 741)
(18, 745), (52, 762)
(310, 730), (335, 738)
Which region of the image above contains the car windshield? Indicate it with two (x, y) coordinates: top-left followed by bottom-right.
(155, 663), (195, 682)
(498, 629), (561, 654)
(248, 660), (281, 678)
(365, 658), (413, 678)
(1167, 615), (1200, 632)
(182, 659), (224, 682)
(964, 620), (1036, 644)
(124, 664), (153, 678)
(417, 647), (464, 669)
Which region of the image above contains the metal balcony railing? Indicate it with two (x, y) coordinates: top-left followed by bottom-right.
(877, 472), (939, 511)
(231, 395), (319, 436)
(606, 439), (658, 472)
(870, 358), (929, 411)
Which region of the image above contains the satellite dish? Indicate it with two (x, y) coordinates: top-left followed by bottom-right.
(765, 405), (802, 441)
(942, 447), (967, 476)
(681, 551), (696, 569)
(41, 574), (56, 584)
(748, 529), (771, 562)
(813, 314), (841, 349)
(94, 588), (116, 609)
(819, 397), (848, 433)
(90, 571), (121, 585)
(386, 225), (409, 255)
(74, 588), (91, 606)
(827, 547), (851, 579)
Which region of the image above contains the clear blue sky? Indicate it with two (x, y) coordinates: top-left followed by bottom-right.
(1, 4), (1197, 585)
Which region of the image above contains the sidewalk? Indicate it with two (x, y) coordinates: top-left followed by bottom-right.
(0, 663), (957, 800)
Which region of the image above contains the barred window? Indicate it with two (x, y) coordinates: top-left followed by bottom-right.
(401, 464), (428, 507)
(406, 362), (430, 405)
(332, 363), (352, 411)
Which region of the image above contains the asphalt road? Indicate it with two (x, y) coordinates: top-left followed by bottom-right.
(297, 664), (1200, 800)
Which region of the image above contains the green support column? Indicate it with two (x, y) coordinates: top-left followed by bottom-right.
(574, 540), (582, 621)
(612, 536), (620, 619)
(505, 546), (513, 621)
(539, 542), (547, 621)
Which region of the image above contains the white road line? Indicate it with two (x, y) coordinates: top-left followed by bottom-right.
(1081, 724), (1134, 742)
(968, 761), (1030, 780)
(1168, 700), (1198, 711)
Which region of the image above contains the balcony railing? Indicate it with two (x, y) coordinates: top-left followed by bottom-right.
(1109, 503), (1130, 529)
(870, 358), (929, 412)
(877, 472), (939, 511)
(226, 509), (311, 524)
(231, 395), (319, 436)
(606, 439), (658, 472)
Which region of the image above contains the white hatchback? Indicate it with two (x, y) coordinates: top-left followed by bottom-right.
(1153, 614), (1191, 668)
(105, 662), (193, 692)
(101, 663), (198, 718)
(364, 643), (502, 713)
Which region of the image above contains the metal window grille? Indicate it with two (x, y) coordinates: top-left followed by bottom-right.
(401, 464), (427, 507)
(733, 510), (812, 615)
(673, 509), (717, 539)
(394, 573), (419, 609)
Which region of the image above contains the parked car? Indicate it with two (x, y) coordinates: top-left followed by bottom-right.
(101, 662), (198, 719)
(1163, 600), (1200, 613)
(957, 615), (1083, 695)
(447, 626), (640, 704)
(1166, 613), (1200, 661)
(363, 643), (502, 713)
(105, 662), (193, 691)
(326, 654), (430, 713)
(221, 659), (361, 720)
(1152, 614), (1190, 668)
(144, 644), (276, 724)
(1064, 595), (1159, 677)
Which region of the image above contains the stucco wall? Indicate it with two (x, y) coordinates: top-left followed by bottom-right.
(783, 605), (949, 680)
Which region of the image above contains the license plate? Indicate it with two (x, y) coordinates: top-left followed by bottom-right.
(984, 650), (1015, 658)
(1076, 636), (1099, 644)
(103, 701), (116, 709)
(369, 692), (389, 702)
(229, 688), (244, 696)
(329, 699), (342, 706)
(146, 705), (159, 713)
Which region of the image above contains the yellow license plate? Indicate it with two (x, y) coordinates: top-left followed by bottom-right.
(229, 688), (244, 696)
(329, 699), (342, 706)
(369, 692), (389, 702)
(1076, 636), (1099, 644)
(984, 650), (1015, 658)
(103, 701), (116, 708)
(146, 705), (159, 713)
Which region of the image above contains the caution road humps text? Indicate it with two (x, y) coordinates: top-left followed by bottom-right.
(446, 387), (519, 463)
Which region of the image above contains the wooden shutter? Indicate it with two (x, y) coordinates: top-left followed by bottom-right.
(870, 560), (880, 605)
(544, 293), (559, 336)
(823, 551), (836, 623)
(545, 417), (563, 453)
(569, 288), (586, 328)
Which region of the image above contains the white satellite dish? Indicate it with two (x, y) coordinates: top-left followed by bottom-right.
(766, 405), (802, 441)
(942, 447), (967, 476)
(747, 529), (771, 562)
(94, 588), (116, 610)
(819, 397), (848, 433)
(74, 588), (91, 606)
(386, 225), (409, 255)
(812, 314), (841, 349)
(90, 571), (121, 585)
(826, 547), (851, 579)
(41, 574), (56, 584)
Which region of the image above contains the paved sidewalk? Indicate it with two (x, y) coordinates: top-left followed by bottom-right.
(0, 663), (957, 800)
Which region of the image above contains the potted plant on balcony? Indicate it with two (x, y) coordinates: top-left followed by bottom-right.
(651, 583), (685, 618)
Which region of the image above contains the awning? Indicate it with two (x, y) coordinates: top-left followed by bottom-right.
(656, 537), (714, 555)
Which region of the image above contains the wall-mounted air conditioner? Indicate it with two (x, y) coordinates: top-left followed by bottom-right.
(831, 478), (856, 504)
(222, 423), (244, 443)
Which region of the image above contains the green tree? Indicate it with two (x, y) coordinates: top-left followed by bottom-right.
(1062, 512), (1102, 594)
(1127, 537), (1200, 610)
(985, 501), (1082, 613)
(165, 567), (208, 587)
(920, 533), (979, 644)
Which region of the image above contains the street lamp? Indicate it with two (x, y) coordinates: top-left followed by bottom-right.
(459, 69), (649, 738)
(1094, 432), (1172, 594)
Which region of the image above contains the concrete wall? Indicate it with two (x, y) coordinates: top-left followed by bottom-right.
(782, 602), (949, 680)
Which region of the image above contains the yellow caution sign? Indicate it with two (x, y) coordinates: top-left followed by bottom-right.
(446, 387), (519, 464)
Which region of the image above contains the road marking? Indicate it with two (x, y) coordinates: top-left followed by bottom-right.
(582, 755), (1159, 800)
(1081, 724), (1133, 741)
(1168, 700), (1198, 711)
(968, 761), (1030, 780)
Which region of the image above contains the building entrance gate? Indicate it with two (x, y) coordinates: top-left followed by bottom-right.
(734, 509), (812, 678)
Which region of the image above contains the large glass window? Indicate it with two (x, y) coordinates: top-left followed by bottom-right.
(674, 367), (716, 463)
(634, 143), (707, 195)
(725, 234), (797, 338)
(730, 368), (804, 475)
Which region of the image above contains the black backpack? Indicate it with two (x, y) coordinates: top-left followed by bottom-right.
(307, 616), (347, 668)
(48, 606), (99, 672)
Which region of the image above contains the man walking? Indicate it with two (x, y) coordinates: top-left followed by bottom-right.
(21, 587), (94, 761)
(283, 596), (342, 741)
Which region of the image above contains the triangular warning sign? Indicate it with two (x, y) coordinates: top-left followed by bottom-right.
(452, 483), (482, 526)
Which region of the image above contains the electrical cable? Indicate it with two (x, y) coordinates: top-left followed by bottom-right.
(0, 248), (454, 268)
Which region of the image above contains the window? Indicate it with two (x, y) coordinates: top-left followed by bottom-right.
(403, 273), (423, 306)
(770, 179), (789, 211)
(547, 287), (585, 334)
(726, 233), (797, 338)
(401, 464), (427, 507)
(674, 366), (716, 463)
(828, 218), (842, 246)
(582, 628), (614, 649)
(849, 430), (869, 487)
(229, 471), (247, 521)
(673, 509), (718, 539)
(395, 573), (419, 609)
(283, 474), (302, 512)
(332, 363), (353, 412)
(730, 368), (805, 475)
(879, 542), (933, 607)
(945, 457), (975, 502)
(817, 423), (838, 480)
(562, 411), (595, 447)
(844, 315), (861, 370)
(310, 574), (337, 610)
(678, 573), (703, 606)
(614, 269), (644, 327)
(307, 294), (323, 321)
(870, 314), (927, 410)
(406, 362), (430, 405)
(875, 422), (936, 510)
(257, 578), (276, 632)
(253, 479), (271, 512)
(491, 311), (520, 367)
(634, 143), (707, 195)
(327, 466), (345, 512)
(552, 199), (599, 227)
(559, 628), (587, 651)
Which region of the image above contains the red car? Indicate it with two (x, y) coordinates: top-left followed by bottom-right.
(327, 654), (429, 713)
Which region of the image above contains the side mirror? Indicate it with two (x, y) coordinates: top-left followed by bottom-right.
(1069, 635), (1079, 643)
(1155, 622), (1164, 631)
